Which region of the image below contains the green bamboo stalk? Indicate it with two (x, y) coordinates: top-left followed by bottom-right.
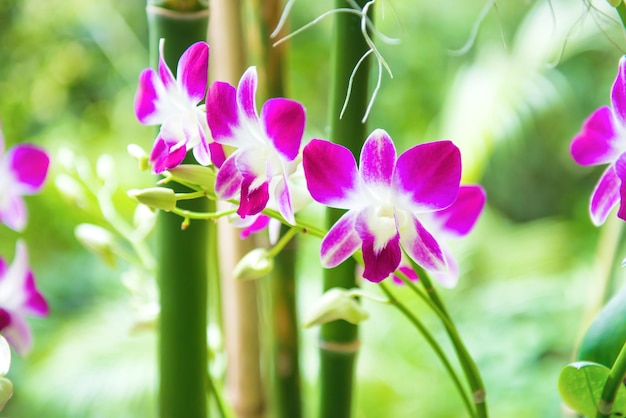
(248, 1), (303, 417)
(319, 2), (372, 418)
(208, 2), (266, 418)
(145, 3), (211, 418)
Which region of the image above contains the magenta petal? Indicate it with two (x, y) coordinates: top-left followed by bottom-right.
(392, 140), (461, 212)
(149, 136), (187, 174)
(615, 153), (626, 222)
(158, 40), (175, 90)
(23, 271), (48, 316)
(360, 129), (396, 188)
(9, 145), (50, 193)
(590, 165), (620, 226)
(261, 98), (305, 161)
(612, 56), (626, 123)
(206, 81), (240, 142)
(237, 67), (259, 120)
(0, 194), (27, 232)
(240, 215), (270, 239)
(320, 211), (360, 268)
(134, 69), (161, 124)
(571, 107), (619, 166)
(215, 155), (243, 199)
(400, 214), (447, 272)
(209, 142), (226, 168)
(360, 232), (401, 283)
(275, 176), (295, 225)
(3, 313), (31, 355)
(0, 309), (9, 331)
(177, 42), (209, 102)
(432, 185), (486, 237)
(392, 265), (419, 285)
(303, 139), (364, 208)
(237, 175), (269, 218)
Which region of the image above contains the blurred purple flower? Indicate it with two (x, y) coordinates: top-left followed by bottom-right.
(206, 66), (306, 224)
(134, 39), (224, 173)
(0, 129), (49, 232)
(571, 56), (626, 225)
(303, 129), (462, 283)
(0, 241), (48, 355)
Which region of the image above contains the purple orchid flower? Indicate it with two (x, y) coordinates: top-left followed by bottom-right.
(0, 241), (48, 355)
(302, 129), (462, 283)
(134, 39), (224, 173)
(392, 185), (486, 287)
(571, 56), (626, 225)
(0, 129), (49, 232)
(206, 66), (306, 224)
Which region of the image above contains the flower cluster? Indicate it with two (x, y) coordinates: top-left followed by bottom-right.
(0, 127), (50, 355)
(571, 56), (626, 225)
(134, 40), (485, 286)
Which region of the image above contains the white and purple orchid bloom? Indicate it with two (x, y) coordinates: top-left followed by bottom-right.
(571, 56), (626, 226)
(206, 66), (306, 224)
(134, 39), (224, 174)
(303, 129), (463, 283)
(0, 129), (49, 232)
(0, 241), (48, 355)
(391, 185), (486, 287)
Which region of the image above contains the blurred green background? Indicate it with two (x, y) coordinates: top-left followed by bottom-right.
(1, 0), (625, 416)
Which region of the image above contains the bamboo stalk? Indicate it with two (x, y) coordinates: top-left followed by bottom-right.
(319, 2), (372, 417)
(208, 2), (266, 418)
(145, 3), (211, 418)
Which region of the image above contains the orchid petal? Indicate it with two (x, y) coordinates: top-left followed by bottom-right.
(2, 313), (31, 355)
(590, 165), (620, 226)
(303, 139), (366, 209)
(431, 247), (459, 288)
(360, 129), (396, 188)
(134, 69), (163, 125)
(208, 142), (226, 168)
(431, 185), (486, 237)
(391, 265), (419, 285)
(392, 140), (461, 212)
(261, 98), (305, 161)
(177, 42), (209, 102)
(240, 215), (270, 239)
(320, 211), (360, 268)
(8, 145), (49, 193)
(399, 214), (447, 272)
(149, 136), (187, 174)
(158, 39), (176, 90)
(571, 107), (620, 166)
(23, 271), (48, 316)
(275, 175), (295, 225)
(356, 218), (401, 283)
(215, 155), (243, 199)
(611, 56), (626, 124)
(615, 153), (626, 222)
(206, 81), (240, 142)
(237, 67), (259, 121)
(0, 195), (26, 232)
(238, 175), (269, 218)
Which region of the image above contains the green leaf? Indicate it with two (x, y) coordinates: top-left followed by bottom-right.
(558, 361), (626, 416)
(578, 285), (626, 368)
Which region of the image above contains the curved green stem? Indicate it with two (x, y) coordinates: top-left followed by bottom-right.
(616, 2), (626, 29)
(408, 261), (488, 416)
(378, 282), (477, 418)
(597, 342), (626, 418)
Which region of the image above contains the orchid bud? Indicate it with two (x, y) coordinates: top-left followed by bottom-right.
(0, 378), (12, 412)
(168, 165), (216, 191)
(128, 187), (176, 211)
(96, 154), (117, 184)
(133, 204), (157, 238)
(0, 336), (10, 377)
(302, 288), (369, 328)
(75, 223), (118, 266)
(55, 173), (88, 208)
(233, 248), (273, 280)
(127, 144), (150, 171)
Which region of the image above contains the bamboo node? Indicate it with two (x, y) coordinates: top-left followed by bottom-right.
(318, 339), (361, 353)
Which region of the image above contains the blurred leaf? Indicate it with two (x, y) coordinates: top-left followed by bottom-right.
(578, 285), (626, 368)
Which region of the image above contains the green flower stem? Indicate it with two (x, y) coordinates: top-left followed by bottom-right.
(207, 369), (233, 418)
(267, 227), (299, 258)
(145, 4), (211, 418)
(408, 261), (488, 417)
(171, 207), (237, 220)
(175, 190), (207, 200)
(318, 2), (373, 417)
(378, 282), (478, 418)
(597, 342), (626, 418)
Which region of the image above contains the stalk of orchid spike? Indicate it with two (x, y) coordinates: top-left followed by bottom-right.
(318, 1), (373, 417)
(142, 2), (211, 417)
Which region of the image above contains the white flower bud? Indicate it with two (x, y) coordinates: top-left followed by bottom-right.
(75, 224), (118, 267)
(302, 288), (369, 328)
(96, 154), (116, 183)
(0, 336), (10, 377)
(168, 165), (216, 190)
(128, 187), (176, 212)
(127, 144), (150, 171)
(0, 377), (12, 412)
(233, 248), (274, 280)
